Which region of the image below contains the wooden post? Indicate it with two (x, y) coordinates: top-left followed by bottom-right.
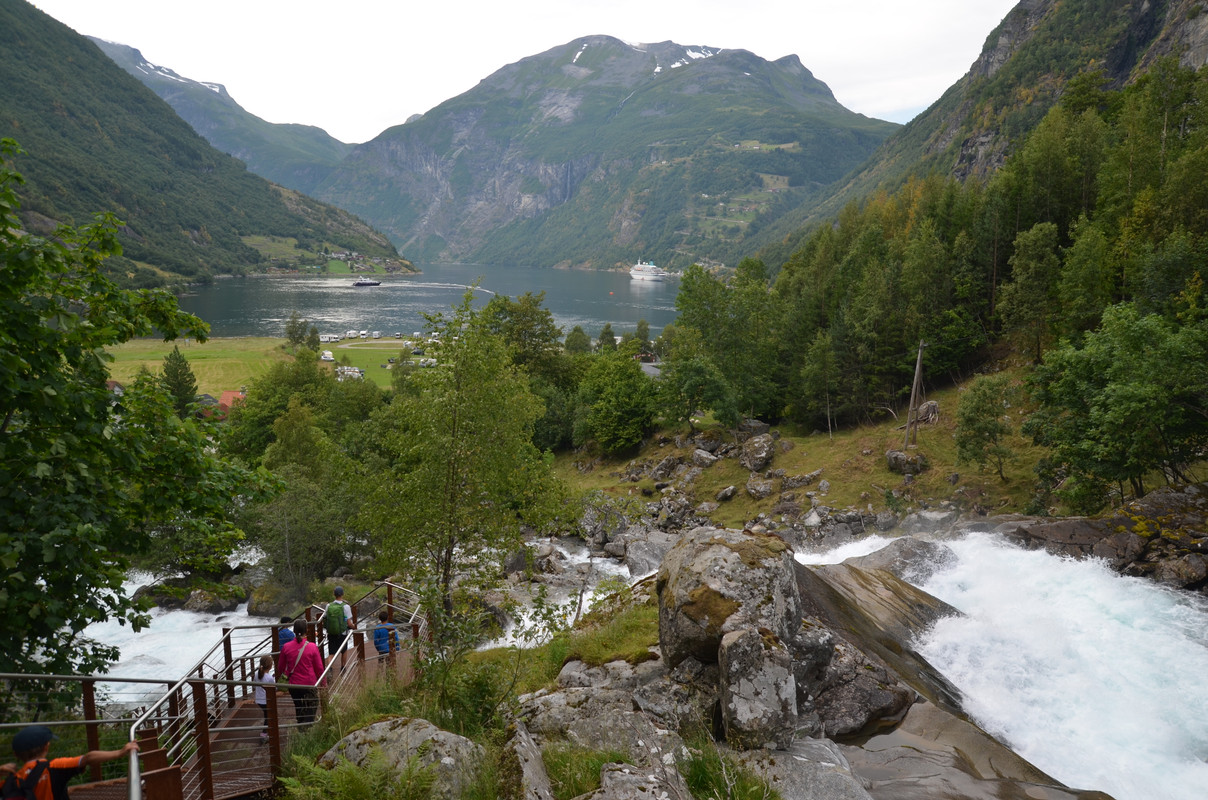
(386, 585), (395, 623)
(82, 680), (102, 781)
(190, 680), (215, 800)
(903, 340), (926, 450)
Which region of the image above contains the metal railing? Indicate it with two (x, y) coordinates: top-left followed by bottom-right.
(1, 581), (424, 800)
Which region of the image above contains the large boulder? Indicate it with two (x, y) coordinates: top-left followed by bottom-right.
(319, 717), (483, 800)
(718, 628), (797, 750)
(739, 433), (776, 472)
(656, 527), (802, 669)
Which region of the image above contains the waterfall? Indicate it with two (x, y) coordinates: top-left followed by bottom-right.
(915, 533), (1208, 800)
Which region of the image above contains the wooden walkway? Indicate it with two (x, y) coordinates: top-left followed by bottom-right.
(5, 582), (425, 800)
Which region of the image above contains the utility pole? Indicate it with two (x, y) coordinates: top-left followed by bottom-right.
(903, 339), (927, 450)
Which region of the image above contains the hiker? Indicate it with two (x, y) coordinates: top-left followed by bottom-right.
(254, 654), (275, 741)
(325, 586), (354, 661)
(276, 616), (295, 649)
(1, 726), (139, 800)
(373, 610), (398, 659)
(278, 620), (325, 725)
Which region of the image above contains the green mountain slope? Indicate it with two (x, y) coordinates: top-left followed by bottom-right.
(90, 37), (354, 195)
(312, 37), (897, 268)
(0, 1), (398, 285)
(757, 0), (1201, 265)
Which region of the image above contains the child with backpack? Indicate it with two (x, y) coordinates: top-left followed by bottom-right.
(1, 726), (138, 800)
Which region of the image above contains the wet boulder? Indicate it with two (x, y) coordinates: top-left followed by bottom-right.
(656, 527), (801, 669)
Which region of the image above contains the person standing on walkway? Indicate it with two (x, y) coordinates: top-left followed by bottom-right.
(325, 586), (354, 662)
(1, 725), (139, 800)
(278, 620), (325, 725)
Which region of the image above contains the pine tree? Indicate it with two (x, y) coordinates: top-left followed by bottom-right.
(162, 344), (198, 418)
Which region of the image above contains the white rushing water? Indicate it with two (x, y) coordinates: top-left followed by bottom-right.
(914, 533), (1208, 800)
(91, 533), (1208, 799)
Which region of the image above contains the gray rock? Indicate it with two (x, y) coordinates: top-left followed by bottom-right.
(898, 509), (960, 534)
(651, 455), (680, 481)
(500, 720), (554, 800)
(695, 501), (720, 516)
(576, 762), (691, 800)
(845, 536), (956, 584)
(739, 433), (776, 472)
(692, 448), (719, 467)
(632, 656), (720, 733)
(718, 628), (797, 750)
(318, 717), (483, 800)
(716, 485), (737, 502)
(733, 738), (874, 800)
(625, 532), (677, 578)
(783, 469), (824, 490)
(885, 450), (928, 475)
(656, 527), (802, 669)
(746, 474), (775, 500)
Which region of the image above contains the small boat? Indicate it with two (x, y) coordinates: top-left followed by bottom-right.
(352, 278), (381, 287)
(630, 260), (670, 281)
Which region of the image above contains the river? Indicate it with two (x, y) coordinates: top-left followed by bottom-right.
(176, 263), (680, 340)
(92, 534), (1208, 800)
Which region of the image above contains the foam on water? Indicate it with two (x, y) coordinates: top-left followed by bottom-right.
(793, 534), (897, 565)
(915, 532), (1208, 800)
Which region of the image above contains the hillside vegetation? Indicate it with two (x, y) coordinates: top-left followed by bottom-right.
(0, 1), (399, 286)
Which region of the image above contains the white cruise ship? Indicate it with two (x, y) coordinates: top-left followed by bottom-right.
(630, 260), (670, 281)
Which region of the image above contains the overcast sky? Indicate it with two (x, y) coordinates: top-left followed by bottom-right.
(31, 0), (1020, 144)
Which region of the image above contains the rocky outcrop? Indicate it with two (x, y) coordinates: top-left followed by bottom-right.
(996, 483), (1208, 596)
(319, 717), (483, 800)
(656, 527), (801, 669)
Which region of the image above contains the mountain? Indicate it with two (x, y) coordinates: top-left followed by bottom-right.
(309, 37), (897, 268)
(0, 1), (400, 286)
(90, 38), (354, 196)
(758, 0), (1208, 264)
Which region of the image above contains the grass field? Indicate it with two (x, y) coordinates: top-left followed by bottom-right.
(106, 338), (292, 396)
(108, 336), (425, 393)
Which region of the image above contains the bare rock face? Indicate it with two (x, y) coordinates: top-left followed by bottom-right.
(656, 527), (802, 668)
(718, 628), (797, 750)
(739, 433), (776, 472)
(319, 717), (483, 800)
(577, 762), (692, 800)
(498, 720), (554, 800)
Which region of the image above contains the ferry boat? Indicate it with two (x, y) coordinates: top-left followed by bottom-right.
(352, 277), (381, 287)
(630, 260), (670, 281)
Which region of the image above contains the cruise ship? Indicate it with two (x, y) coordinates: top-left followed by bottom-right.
(630, 260), (670, 281)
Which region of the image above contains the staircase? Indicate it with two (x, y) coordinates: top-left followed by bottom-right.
(0, 582), (424, 800)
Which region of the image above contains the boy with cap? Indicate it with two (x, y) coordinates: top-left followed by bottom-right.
(1, 725), (138, 800)
(0, 725), (138, 800)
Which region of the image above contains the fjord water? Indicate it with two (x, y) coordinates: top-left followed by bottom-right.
(176, 263), (680, 338)
(914, 534), (1208, 800)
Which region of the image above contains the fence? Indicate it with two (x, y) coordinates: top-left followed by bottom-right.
(0, 581), (425, 800)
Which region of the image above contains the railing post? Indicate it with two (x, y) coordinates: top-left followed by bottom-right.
(354, 631), (366, 666)
(190, 680), (215, 800)
(266, 679), (281, 775)
(223, 628), (236, 707)
(386, 585), (395, 623)
(82, 679), (102, 781)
